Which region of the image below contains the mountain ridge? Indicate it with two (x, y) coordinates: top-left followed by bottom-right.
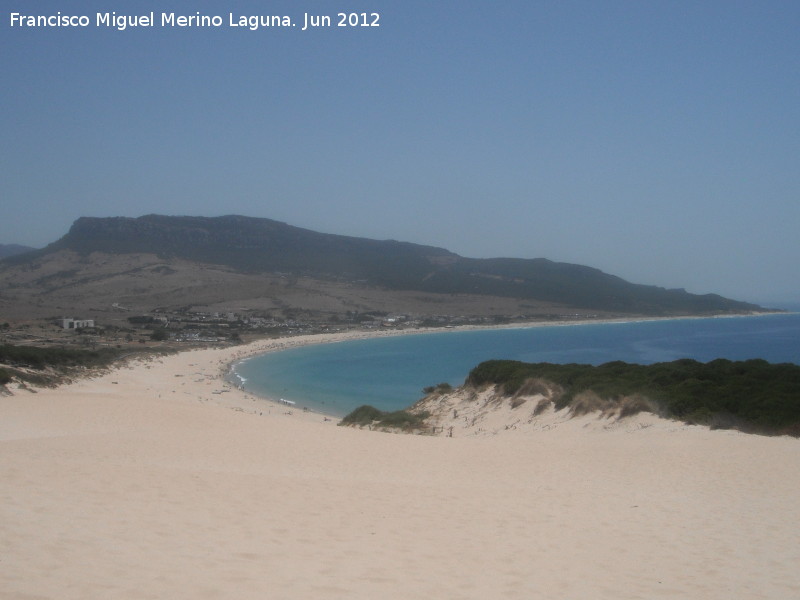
(0, 243), (37, 259)
(1, 214), (764, 321)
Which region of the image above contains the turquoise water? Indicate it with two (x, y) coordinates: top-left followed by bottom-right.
(234, 313), (800, 417)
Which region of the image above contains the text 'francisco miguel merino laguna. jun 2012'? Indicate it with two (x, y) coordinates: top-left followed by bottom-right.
(9, 11), (381, 32)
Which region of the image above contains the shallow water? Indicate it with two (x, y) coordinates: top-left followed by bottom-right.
(235, 313), (800, 417)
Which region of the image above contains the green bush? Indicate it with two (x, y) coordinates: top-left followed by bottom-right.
(465, 358), (800, 435)
(422, 382), (453, 394)
(340, 405), (384, 426)
(340, 405), (430, 430)
(377, 410), (429, 429)
(0, 344), (119, 370)
(150, 329), (169, 341)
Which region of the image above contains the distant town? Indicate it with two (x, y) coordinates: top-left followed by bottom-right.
(1, 308), (603, 350)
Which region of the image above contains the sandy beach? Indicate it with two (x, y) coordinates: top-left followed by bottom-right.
(2, 333), (799, 599)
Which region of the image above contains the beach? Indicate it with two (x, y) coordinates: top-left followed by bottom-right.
(2, 333), (799, 599)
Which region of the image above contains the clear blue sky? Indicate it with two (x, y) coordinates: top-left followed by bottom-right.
(2, 1), (798, 304)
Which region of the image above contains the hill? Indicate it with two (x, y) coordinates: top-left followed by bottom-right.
(0, 214), (763, 324)
(0, 244), (37, 259)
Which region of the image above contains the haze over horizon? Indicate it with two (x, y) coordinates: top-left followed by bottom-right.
(2, 1), (798, 304)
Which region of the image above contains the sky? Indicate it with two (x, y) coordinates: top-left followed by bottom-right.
(2, 1), (798, 305)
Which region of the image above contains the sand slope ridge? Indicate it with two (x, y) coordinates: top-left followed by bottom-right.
(2, 338), (800, 599)
(412, 383), (699, 437)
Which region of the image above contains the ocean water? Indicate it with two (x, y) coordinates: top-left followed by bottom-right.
(234, 313), (800, 417)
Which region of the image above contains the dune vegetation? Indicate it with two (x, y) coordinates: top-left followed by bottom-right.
(0, 344), (152, 386)
(465, 358), (800, 435)
(339, 404), (431, 431)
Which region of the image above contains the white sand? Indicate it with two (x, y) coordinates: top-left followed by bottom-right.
(2, 333), (799, 599)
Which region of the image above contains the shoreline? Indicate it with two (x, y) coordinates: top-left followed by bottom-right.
(3, 310), (786, 425)
(3, 313), (800, 598)
(224, 310), (788, 419)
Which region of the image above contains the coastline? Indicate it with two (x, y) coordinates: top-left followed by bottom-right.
(227, 311), (789, 418)
(2, 317), (800, 598)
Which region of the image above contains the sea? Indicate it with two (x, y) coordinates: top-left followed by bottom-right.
(233, 312), (800, 418)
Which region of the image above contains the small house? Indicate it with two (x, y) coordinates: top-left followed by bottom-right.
(60, 318), (95, 330)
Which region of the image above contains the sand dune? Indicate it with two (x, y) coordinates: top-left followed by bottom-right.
(2, 335), (799, 599)
(412, 383), (704, 437)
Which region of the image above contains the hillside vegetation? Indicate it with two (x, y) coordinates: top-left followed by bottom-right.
(466, 359), (800, 435)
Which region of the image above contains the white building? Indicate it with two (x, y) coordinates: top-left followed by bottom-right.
(60, 318), (95, 330)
